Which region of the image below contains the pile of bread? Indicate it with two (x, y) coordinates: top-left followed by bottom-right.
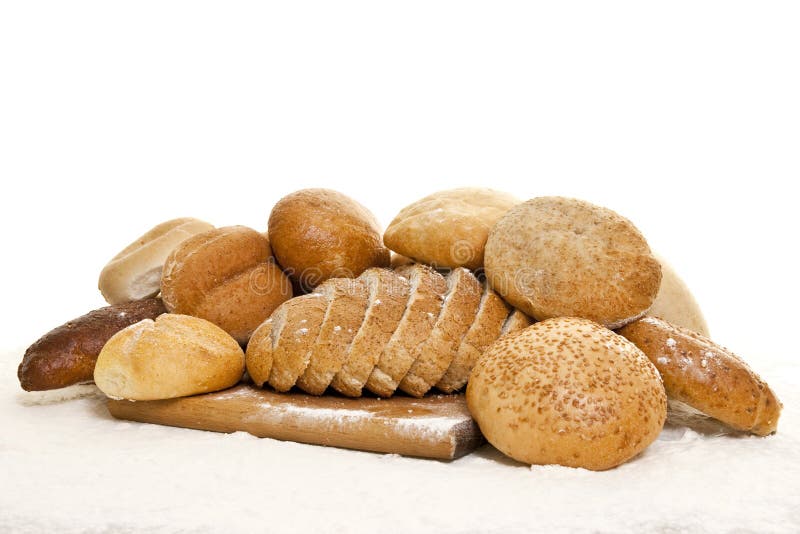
(18, 188), (782, 470)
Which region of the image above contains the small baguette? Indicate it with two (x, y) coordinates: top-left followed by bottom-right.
(618, 316), (781, 436)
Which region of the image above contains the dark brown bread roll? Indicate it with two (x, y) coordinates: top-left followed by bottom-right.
(18, 298), (167, 391)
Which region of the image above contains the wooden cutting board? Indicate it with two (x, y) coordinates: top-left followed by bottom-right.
(107, 384), (484, 460)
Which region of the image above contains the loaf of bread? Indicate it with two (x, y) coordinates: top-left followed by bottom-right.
(98, 218), (214, 304)
(649, 255), (709, 336)
(618, 316), (781, 435)
(94, 314), (245, 401)
(18, 298), (166, 391)
(246, 264), (533, 397)
(161, 226), (293, 344)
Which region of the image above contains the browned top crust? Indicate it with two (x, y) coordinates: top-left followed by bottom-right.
(618, 316), (781, 436)
(484, 197), (661, 329)
(268, 189), (390, 291)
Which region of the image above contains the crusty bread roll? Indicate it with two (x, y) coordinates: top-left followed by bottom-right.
(436, 282), (511, 393)
(161, 226), (293, 344)
(399, 267), (482, 397)
(649, 255), (709, 336)
(98, 218), (214, 304)
(365, 264), (447, 397)
(18, 298), (166, 391)
(384, 188), (519, 270)
(268, 189), (390, 291)
(467, 317), (667, 470)
(618, 316), (781, 435)
(484, 197), (662, 329)
(245, 263), (532, 397)
(94, 314), (245, 401)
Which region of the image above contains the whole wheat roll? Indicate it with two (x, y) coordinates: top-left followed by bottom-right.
(618, 316), (781, 436)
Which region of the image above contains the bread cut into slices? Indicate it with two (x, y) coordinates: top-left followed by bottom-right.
(330, 268), (410, 397)
(399, 268), (482, 397)
(365, 264), (447, 397)
(296, 278), (369, 395)
(245, 317), (275, 387)
(436, 282), (511, 393)
(500, 308), (533, 337)
(266, 293), (329, 392)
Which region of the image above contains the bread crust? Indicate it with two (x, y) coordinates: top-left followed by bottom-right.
(436, 283), (510, 393)
(18, 298), (166, 391)
(618, 316), (781, 435)
(399, 268), (482, 397)
(161, 226), (292, 343)
(467, 317), (667, 470)
(331, 268), (409, 397)
(245, 318), (275, 387)
(384, 188), (519, 270)
(93, 314), (244, 401)
(649, 255), (709, 336)
(365, 264), (447, 397)
(98, 218), (214, 304)
(484, 197), (661, 329)
(268, 189), (390, 291)
(296, 279), (369, 395)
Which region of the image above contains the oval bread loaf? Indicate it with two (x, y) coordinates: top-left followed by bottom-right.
(618, 316), (781, 435)
(99, 218), (214, 304)
(94, 314), (245, 401)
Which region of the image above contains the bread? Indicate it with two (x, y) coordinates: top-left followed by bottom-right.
(436, 282), (511, 393)
(18, 298), (166, 391)
(264, 293), (329, 392)
(296, 278), (369, 395)
(399, 268), (482, 397)
(617, 316), (781, 435)
(330, 268), (409, 396)
(161, 226), (293, 344)
(94, 314), (244, 401)
(98, 218), (214, 304)
(389, 253), (414, 269)
(484, 197), (662, 329)
(383, 188), (519, 270)
(649, 255), (709, 336)
(268, 189), (390, 291)
(365, 264), (447, 397)
(500, 308), (533, 336)
(467, 317), (667, 470)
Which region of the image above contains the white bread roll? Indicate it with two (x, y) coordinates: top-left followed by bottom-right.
(98, 218), (214, 304)
(94, 314), (244, 401)
(649, 255), (709, 336)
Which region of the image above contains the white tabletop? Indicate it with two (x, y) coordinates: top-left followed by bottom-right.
(2, 346), (798, 534)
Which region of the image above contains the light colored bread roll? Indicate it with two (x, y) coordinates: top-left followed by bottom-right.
(485, 197), (661, 329)
(436, 283), (510, 393)
(384, 188), (519, 270)
(618, 316), (781, 436)
(467, 317), (667, 470)
(650, 255), (709, 336)
(94, 314), (244, 401)
(98, 218), (214, 304)
(268, 189), (390, 291)
(399, 267), (482, 397)
(161, 226), (293, 344)
(365, 264), (447, 397)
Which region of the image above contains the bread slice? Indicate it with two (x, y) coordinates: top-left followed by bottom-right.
(267, 293), (328, 392)
(399, 268), (482, 397)
(500, 308), (533, 337)
(245, 317), (274, 387)
(365, 264), (447, 397)
(436, 282), (510, 393)
(331, 268), (409, 397)
(296, 279), (369, 395)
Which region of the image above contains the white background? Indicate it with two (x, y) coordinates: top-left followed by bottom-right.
(1, 3), (799, 532)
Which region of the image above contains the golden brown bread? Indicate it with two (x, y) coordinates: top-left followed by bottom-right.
(467, 317), (667, 470)
(161, 226), (292, 344)
(268, 189), (390, 291)
(18, 298), (166, 391)
(94, 314), (244, 401)
(98, 218), (214, 304)
(484, 197), (661, 329)
(384, 188), (519, 270)
(618, 316), (781, 436)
